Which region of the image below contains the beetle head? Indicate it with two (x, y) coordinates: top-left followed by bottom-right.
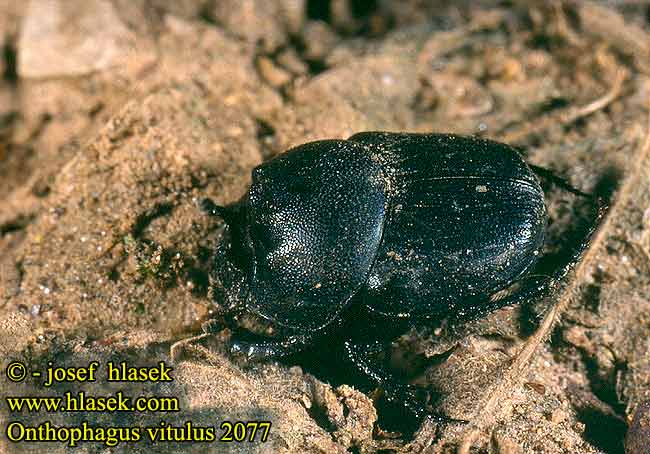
(202, 199), (254, 315)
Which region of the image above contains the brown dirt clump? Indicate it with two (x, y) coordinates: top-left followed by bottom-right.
(1, 1), (650, 453)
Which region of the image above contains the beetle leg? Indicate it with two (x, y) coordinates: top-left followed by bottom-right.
(458, 274), (558, 322)
(228, 332), (314, 360)
(343, 339), (466, 425)
(344, 339), (425, 419)
(528, 164), (594, 198)
(529, 164), (609, 218)
(466, 253), (585, 322)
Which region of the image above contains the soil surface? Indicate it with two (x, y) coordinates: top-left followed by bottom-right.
(1, 1), (650, 453)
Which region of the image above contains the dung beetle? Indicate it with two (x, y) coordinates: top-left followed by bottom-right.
(196, 132), (602, 419)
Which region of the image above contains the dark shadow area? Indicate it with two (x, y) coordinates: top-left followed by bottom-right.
(306, 0), (381, 36)
(593, 164), (623, 202)
(350, 0), (378, 19)
(280, 305), (432, 437)
(307, 0), (331, 22)
(2, 40), (17, 83)
(131, 203), (175, 238)
(287, 34), (329, 76)
(576, 406), (627, 454)
(0, 214), (34, 236)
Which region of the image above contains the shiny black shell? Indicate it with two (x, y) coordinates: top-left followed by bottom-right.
(224, 132), (547, 330)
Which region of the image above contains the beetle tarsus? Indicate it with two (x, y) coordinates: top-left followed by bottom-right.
(229, 333), (314, 360)
(423, 413), (469, 427)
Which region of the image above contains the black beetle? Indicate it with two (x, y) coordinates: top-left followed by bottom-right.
(195, 132), (601, 419)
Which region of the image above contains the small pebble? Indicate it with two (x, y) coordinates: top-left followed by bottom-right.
(549, 408), (567, 424)
(257, 56), (292, 87)
(276, 48), (309, 75)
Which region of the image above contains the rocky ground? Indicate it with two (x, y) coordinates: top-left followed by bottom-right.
(1, 1), (650, 453)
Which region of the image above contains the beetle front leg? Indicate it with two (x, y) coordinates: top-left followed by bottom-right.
(228, 331), (315, 360)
